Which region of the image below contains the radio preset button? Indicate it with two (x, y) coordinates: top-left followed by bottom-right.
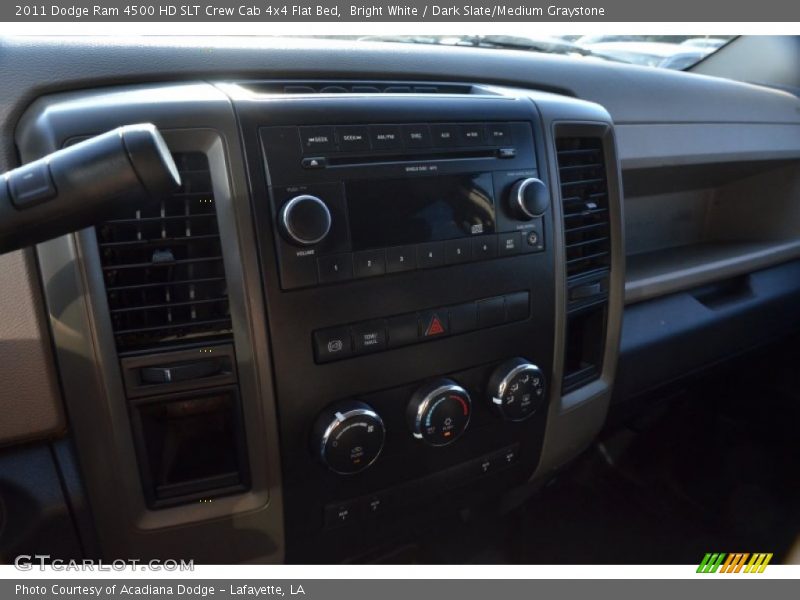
(417, 241), (445, 268)
(337, 126), (371, 152)
(445, 238), (472, 265)
(314, 327), (353, 363)
(402, 124), (432, 148)
(369, 125), (402, 150)
(386, 245), (417, 273)
(498, 232), (523, 256)
(299, 126), (337, 153)
(354, 249), (386, 278)
(353, 320), (388, 354)
(318, 253), (354, 284)
(472, 235), (498, 260)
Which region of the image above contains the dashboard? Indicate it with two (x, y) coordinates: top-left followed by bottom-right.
(1, 36), (800, 564)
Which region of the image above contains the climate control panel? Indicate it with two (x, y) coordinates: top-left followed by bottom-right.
(310, 358), (545, 475)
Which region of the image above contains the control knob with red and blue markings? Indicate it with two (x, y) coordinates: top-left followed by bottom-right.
(407, 378), (471, 446)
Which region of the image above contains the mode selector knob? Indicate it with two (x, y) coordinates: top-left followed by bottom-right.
(508, 178), (549, 220)
(311, 400), (385, 475)
(487, 358), (546, 422)
(407, 379), (471, 446)
(279, 194), (332, 246)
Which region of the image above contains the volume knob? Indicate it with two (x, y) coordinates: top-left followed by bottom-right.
(279, 194), (332, 246)
(508, 178), (549, 220)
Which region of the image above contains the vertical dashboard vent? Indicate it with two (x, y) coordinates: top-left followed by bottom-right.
(556, 132), (613, 393)
(96, 152), (232, 353)
(556, 137), (611, 280)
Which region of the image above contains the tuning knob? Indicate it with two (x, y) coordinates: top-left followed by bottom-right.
(508, 178), (549, 220)
(311, 401), (385, 475)
(487, 358), (546, 422)
(407, 379), (471, 446)
(279, 194), (332, 246)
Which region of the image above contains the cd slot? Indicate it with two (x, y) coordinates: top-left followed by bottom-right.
(327, 148), (502, 166)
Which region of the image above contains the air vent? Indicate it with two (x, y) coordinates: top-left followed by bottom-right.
(556, 137), (611, 279)
(249, 81), (474, 95)
(557, 132), (613, 392)
(96, 152), (232, 353)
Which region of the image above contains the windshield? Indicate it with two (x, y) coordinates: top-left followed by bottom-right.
(327, 34), (735, 71)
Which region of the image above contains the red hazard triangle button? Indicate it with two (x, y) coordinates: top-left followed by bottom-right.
(422, 311), (448, 338)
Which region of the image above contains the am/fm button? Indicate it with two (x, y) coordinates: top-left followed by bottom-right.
(369, 125), (402, 150)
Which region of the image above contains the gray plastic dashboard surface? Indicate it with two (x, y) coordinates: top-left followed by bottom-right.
(2, 35), (800, 174)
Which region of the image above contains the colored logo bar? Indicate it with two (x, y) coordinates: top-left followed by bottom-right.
(697, 553), (773, 573)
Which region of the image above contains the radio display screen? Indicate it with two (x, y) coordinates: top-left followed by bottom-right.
(346, 173), (496, 250)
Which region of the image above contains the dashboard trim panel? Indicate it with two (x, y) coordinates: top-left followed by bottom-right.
(20, 84), (285, 562)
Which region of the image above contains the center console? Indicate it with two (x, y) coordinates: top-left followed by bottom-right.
(18, 81), (624, 563)
(239, 92), (559, 560)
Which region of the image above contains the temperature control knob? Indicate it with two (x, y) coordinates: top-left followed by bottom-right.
(279, 194), (332, 246)
(407, 379), (471, 446)
(487, 358), (546, 422)
(508, 177), (549, 220)
(312, 401), (385, 475)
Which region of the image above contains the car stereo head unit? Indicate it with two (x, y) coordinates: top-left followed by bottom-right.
(261, 120), (549, 289)
(346, 172), (495, 249)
